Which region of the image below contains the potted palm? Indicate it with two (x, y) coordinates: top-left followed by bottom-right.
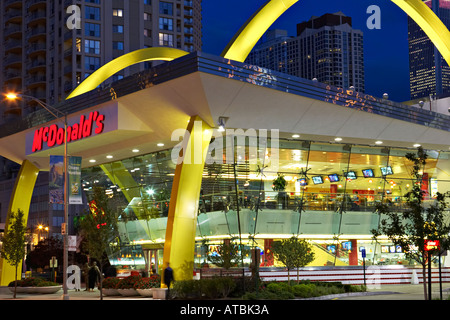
(134, 274), (161, 297)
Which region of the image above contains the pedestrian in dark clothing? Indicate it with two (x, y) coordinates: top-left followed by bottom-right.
(88, 261), (101, 292)
(164, 262), (174, 298)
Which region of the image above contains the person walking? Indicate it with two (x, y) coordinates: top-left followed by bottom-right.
(164, 262), (174, 298)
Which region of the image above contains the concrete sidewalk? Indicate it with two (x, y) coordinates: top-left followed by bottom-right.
(1, 283), (449, 300)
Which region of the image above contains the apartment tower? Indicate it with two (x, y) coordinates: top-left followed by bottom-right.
(0, 0), (202, 120)
(246, 12), (365, 92)
(408, 0), (450, 100)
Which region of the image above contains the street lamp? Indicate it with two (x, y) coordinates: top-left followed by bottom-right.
(5, 93), (70, 300)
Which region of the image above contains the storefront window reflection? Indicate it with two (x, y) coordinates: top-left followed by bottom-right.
(81, 138), (450, 271)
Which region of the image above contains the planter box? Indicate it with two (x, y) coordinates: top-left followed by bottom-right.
(136, 288), (153, 297)
(102, 288), (120, 296)
(9, 286), (62, 294)
(117, 288), (140, 296)
(152, 288), (167, 300)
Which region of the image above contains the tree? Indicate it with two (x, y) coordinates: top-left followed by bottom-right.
(79, 186), (119, 300)
(26, 237), (63, 269)
(271, 237), (315, 284)
(371, 147), (450, 300)
(207, 240), (244, 270)
(0, 209), (28, 298)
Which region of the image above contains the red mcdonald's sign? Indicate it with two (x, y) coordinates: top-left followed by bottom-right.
(424, 240), (440, 251)
(31, 111), (105, 153)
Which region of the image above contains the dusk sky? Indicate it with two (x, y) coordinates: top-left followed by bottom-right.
(202, 0), (411, 102)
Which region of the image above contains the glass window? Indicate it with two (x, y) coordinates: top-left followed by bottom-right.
(159, 1), (173, 15)
(113, 9), (123, 17)
(84, 39), (100, 54)
(159, 33), (173, 47)
(85, 6), (101, 20)
(85, 56), (101, 70)
(113, 25), (124, 33)
(113, 41), (124, 50)
(159, 17), (173, 31)
(85, 23), (101, 37)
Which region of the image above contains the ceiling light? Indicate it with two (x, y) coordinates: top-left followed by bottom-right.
(106, 155), (113, 159)
(132, 149), (139, 153)
(413, 144), (421, 148)
(375, 141), (383, 145)
(157, 143), (164, 147)
(292, 134), (300, 138)
(89, 159), (96, 163)
(334, 137), (342, 142)
(217, 117), (228, 132)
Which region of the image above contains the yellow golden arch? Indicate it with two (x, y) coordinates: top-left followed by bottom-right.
(2, 0), (450, 286)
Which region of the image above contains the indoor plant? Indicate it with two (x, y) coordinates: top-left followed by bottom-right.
(272, 173), (288, 209)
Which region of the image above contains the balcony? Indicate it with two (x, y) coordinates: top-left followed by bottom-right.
(27, 26), (46, 41)
(26, 74), (46, 89)
(27, 43), (47, 57)
(26, 10), (46, 26)
(5, 0), (22, 10)
(26, 59), (46, 72)
(4, 39), (23, 53)
(4, 24), (22, 38)
(4, 54), (22, 68)
(5, 8), (22, 24)
(28, 0), (47, 11)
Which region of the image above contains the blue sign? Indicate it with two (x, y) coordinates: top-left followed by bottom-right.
(361, 248), (366, 258)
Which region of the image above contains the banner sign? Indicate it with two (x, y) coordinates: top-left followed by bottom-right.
(69, 156), (82, 204)
(49, 155), (83, 204)
(49, 155), (64, 204)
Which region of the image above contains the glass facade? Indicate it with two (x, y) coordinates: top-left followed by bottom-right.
(80, 136), (450, 273)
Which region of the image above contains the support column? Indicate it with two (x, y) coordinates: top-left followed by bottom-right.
(162, 116), (212, 283)
(349, 239), (358, 266)
(0, 160), (39, 286)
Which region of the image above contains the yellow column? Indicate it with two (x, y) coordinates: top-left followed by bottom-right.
(162, 116), (212, 283)
(0, 160), (39, 286)
(100, 162), (140, 204)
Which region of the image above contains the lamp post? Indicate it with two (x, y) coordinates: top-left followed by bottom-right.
(5, 93), (70, 300)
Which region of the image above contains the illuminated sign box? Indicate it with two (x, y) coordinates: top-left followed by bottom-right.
(25, 103), (118, 155)
(424, 240), (440, 251)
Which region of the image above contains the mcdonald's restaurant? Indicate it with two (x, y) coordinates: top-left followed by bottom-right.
(0, 52), (449, 285)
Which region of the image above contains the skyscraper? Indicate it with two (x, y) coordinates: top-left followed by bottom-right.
(408, 0), (450, 100)
(246, 12), (365, 92)
(0, 0), (202, 120)
(0, 0), (202, 237)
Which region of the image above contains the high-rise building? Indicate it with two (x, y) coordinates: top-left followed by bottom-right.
(408, 0), (450, 100)
(0, 0), (202, 120)
(0, 0), (202, 237)
(246, 12), (365, 92)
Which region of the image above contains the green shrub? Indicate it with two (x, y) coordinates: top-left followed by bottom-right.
(292, 283), (316, 298)
(8, 280), (24, 287)
(8, 277), (59, 287)
(172, 277), (238, 299)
